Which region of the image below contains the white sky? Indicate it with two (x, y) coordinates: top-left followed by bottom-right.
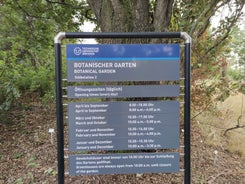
(211, 2), (245, 29)
(80, 21), (97, 44)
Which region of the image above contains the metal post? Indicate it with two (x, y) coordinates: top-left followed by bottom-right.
(54, 32), (65, 184)
(65, 32), (181, 39)
(181, 32), (192, 184)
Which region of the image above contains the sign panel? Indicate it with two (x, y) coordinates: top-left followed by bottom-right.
(67, 85), (180, 98)
(69, 152), (180, 175)
(66, 44), (180, 82)
(68, 101), (180, 151)
(64, 43), (182, 176)
(55, 32), (191, 184)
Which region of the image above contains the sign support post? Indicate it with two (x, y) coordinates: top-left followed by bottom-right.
(181, 33), (192, 184)
(54, 32), (191, 184)
(54, 33), (66, 184)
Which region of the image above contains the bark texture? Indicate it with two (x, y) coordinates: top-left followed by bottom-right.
(87, 0), (173, 33)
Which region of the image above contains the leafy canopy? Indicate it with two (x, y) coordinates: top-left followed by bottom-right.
(0, 0), (244, 111)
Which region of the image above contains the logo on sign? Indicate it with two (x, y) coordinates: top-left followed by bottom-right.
(74, 47), (82, 55)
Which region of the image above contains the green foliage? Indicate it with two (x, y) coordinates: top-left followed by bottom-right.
(0, 58), (55, 110)
(0, 81), (20, 111)
(27, 155), (39, 168)
(228, 68), (243, 81)
(0, 0), (244, 112)
(15, 178), (24, 184)
(14, 155), (39, 184)
(226, 24), (245, 93)
(0, 59), (21, 111)
(0, 0), (81, 111)
(227, 68), (244, 93)
(13, 152), (23, 159)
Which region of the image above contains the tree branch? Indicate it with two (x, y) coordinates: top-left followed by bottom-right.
(153, 0), (174, 32)
(87, 0), (103, 29)
(196, 5), (243, 65)
(189, 0), (221, 37)
(133, 0), (150, 32)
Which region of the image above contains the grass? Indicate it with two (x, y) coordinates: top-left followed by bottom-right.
(226, 131), (245, 157)
(196, 92), (245, 158)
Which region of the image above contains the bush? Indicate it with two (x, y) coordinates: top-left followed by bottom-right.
(0, 81), (20, 111)
(0, 61), (55, 111)
(227, 67), (243, 81)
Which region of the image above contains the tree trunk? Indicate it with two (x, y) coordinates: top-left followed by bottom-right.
(87, 0), (175, 98)
(87, 0), (174, 36)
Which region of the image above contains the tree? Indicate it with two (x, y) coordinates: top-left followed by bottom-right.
(87, 0), (173, 33)
(226, 23), (245, 92)
(86, 0), (244, 64)
(229, 23), (245, 68)
(0, 0), (244, 110)
(0, 0), (80, 110)
(83, 0), (245, 108)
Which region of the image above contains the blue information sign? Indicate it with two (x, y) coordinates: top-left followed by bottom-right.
(65, 43), (182, 176)
(69, 152), (180, 175)
(67, 85), (180, 98)
(66, 44), (180, 82)
(68, 101), (180, 151)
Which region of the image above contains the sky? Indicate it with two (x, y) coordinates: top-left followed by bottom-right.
(80, 21), (97, 44)
(210, 2), (245, 29)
